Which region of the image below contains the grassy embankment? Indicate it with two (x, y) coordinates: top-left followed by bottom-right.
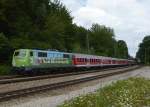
(0, 65), (11, 75)
(59, 78), (150, 107)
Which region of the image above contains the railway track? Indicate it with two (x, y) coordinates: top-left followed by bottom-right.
(0, 66), (137, 84)
(0, 75), (24, 80)
(0, 65), (141, 102)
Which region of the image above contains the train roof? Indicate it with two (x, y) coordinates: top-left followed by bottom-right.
(15, 49), (134, 61)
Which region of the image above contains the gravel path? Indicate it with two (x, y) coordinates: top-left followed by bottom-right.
(135, 66), (150, 78)
(0, 66), (149, 107)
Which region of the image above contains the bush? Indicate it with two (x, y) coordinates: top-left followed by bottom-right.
(59, 78), (150, 107)
(0, 65), (11, 75)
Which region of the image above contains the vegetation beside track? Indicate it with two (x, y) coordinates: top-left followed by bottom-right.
(58, 77), (150, 107)
(0, 0), (130, 66)
(0, 65), (11, 75)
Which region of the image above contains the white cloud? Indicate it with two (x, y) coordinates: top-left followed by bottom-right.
(61, 0), (150, 57)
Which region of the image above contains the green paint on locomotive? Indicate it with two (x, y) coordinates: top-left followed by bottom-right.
(12, 49), (33, 67)
(12, 49), (73, 69)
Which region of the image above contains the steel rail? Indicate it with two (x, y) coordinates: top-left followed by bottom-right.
(0, 66), (137, 84)
(0, 66), (141, 102)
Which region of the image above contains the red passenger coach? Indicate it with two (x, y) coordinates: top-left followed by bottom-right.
(72, 54), (89, 67)
(72, 53), (133, 68)
(73, 54), (114, 67)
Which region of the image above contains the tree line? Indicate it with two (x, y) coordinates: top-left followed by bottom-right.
(136, 36), (150, 64)
(0, 0), (129, 64)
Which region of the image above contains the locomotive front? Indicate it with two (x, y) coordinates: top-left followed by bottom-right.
(12, 49), (33, 71)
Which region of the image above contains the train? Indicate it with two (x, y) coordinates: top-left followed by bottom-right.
(12, 49), (135, 74)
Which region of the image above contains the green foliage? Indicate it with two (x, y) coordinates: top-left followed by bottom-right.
(89, 24), (128, 58)
(0, 65), (11, 75)
(116, 40), (128, 58)
(89, 24), (114, 56)
(59, 78), (150, 107)
(72, 25), (88, 53)
(136, 36), (150, 64)
(0, 33), (12, 63)
(0, 0), (130, 65)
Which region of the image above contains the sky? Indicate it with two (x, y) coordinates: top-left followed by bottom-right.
(60, 0), (150, 57)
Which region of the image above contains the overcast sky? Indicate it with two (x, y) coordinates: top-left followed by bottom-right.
(60, 0), (150, 57)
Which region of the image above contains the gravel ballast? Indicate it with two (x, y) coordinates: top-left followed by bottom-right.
(0, 66), (149, 107)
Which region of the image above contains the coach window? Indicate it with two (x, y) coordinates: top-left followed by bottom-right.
(83, 58), (85, 62)
(79, 58), (81, 62)
(38, 52), (47, 57)
(30, 51), (33, 56)
(63, 54), (69, 58)
(78, 58), (80, 62)
(80, 58), (82, 62)
(91, 59), (92, 62)
(80, 58), (81, 62)
(38, 52), (42, 57)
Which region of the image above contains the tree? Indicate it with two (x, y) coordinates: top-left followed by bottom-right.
(116, 40), (128, 58)
(0, 0), (130, 64)
(72, 25), (88, 53)
(0, 33), (11, 63)
(89, 24), (115, 56)
(136, 36), (150, 64)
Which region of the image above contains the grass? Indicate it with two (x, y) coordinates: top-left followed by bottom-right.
(0, 64), (11, 75)
(58, 78), (150, 107)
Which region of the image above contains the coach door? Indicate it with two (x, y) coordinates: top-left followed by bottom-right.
(29, 51), (34, 65)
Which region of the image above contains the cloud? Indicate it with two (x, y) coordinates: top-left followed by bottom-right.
(61, 0), (150, 57)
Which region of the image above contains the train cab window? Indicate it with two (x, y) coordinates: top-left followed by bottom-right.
(30, 51), (33, 56)
(14, 50), (26, 57)
(38, 52), (47, 57)
(63, 54), (69, 58)
(14, 52), (19, 56)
